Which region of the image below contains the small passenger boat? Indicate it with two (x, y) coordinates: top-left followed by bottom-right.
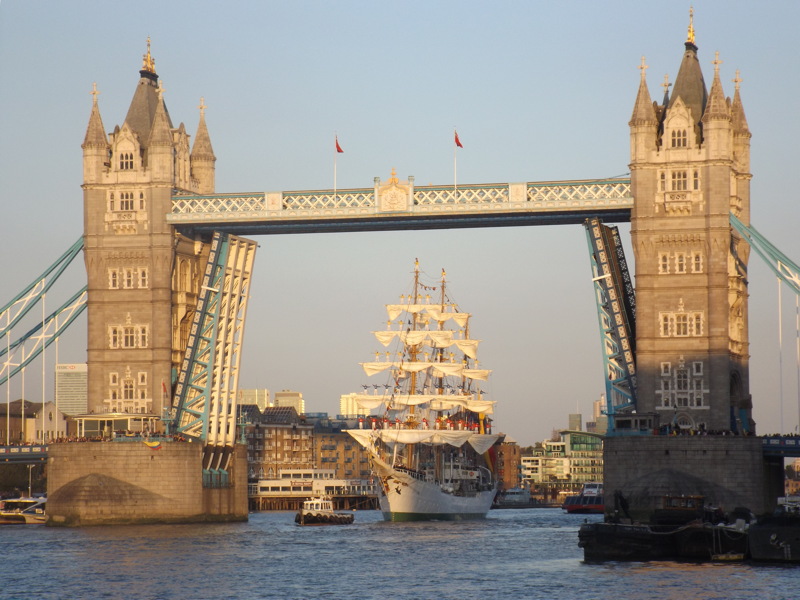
(295, 496), (354, 526)
(0, 496), (46, 525)
(562, 483), (604, 514)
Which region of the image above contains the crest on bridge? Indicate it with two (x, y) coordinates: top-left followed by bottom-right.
(378, 168), (411, 212)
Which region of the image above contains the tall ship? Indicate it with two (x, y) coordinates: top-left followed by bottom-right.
(347, 261), (501, 521)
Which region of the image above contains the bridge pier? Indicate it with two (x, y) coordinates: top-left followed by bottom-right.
(603, 436), (783, 521)
(46, 442), (248, 526)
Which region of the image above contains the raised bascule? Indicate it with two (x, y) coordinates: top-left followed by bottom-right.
(3, 19), (800, 523)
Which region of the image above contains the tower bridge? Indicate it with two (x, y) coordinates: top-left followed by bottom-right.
(3, 22), (799, 523)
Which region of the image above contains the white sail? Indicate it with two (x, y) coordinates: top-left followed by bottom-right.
(346, 261), (500, 521)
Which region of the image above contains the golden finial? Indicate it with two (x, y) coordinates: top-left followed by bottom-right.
(198, 97), (207, 117)
(661, 74), (671, 96)
(90, 82), (100, 105)
(388, 167), (399, 185)
(733, 70), (743, 91)
(712, 51), (722, 74)
(687, 7), (695, 45)
(142, 36), (156, 73)
(638, 56), (648, 80)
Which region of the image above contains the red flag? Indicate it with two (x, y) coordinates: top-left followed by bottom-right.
(335, 136), (344, 153)
(454, 130), (463, 148)
(162, 380), (168, 396)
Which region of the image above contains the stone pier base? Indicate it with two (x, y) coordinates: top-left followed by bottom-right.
(46, 441), (248, 526)
(603, 436), (784, 521)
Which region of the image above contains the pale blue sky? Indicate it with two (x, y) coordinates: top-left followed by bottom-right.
(1, 1), (799, 444)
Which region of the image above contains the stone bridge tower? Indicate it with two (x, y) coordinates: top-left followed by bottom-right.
(628, 17), (753, 433)
(81, 40), (216, 419)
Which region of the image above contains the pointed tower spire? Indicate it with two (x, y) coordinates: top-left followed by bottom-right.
(730, 70), (750, 135)
(629, 56), (657, 126)
(191, 97), (216, 194)
(660, 74), (672, 106)
(148, 83), (173, 146)
(191, 97), (215, 159)
(124, 38), (169, 145)
(83, 82), (108, 148)
(83, 82), (110, 184)
(669, 8), (707, 143)
(702, 52), (730, 123)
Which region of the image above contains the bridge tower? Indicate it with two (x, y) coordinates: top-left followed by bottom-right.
(81, 40), (215, 419)
(628, 17), (753, 433)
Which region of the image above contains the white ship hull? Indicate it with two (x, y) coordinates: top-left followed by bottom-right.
(371, 454), (496, 521)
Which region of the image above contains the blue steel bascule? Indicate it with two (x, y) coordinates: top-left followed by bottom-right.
(170, 231), (257, 486)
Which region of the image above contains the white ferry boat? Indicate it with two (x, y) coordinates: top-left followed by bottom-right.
(0, 496), (46, 525)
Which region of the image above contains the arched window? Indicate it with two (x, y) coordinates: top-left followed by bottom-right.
(671, 171), (688, 191)
(671, 129), (687, 148)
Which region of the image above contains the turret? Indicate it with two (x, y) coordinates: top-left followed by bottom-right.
(147, 87), (174, 183)
(628, 57), (658, 160)
(82, 83), (109, 184)
(700, 53), (732, 161)
(191, 98), (216, 194)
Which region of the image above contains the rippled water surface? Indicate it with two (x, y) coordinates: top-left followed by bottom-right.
(2, 509), (799, 599)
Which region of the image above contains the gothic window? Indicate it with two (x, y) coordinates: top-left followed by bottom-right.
(676, 369), (689, 391)
(139, 268), (149, 289)
(120, 192), (134, 211)
(124, 269), (134, 289)
(123, 380), (134, 400)
(659, 253), (670, 274)
(671, 129), (687, 148)
(693, 313), (703, 336)
(124, 327), (135, 347)
(110, 328), (119, 349)
(659, 172), (666, 192)
(692, 361), (703, 376)
(693, 170), (700, 190)
(659, 311), (704, 337)
(691, 252), (703, 273)
(675, 314), (689, 336)
(661, 315), (671, 337)
(109, 270), (119, 289)
(693, 379), (704, 406)
(110, 372), (118, 385)
(671, 171), (688, 191)
(675, 253), (686, 273)
(119, 152), (134, 170)
(138, 372), (147, 386)
(661, 363), (671, 376)
(139, 327), (149, 348)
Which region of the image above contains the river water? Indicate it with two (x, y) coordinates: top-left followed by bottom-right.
(1, 508), (797, 600)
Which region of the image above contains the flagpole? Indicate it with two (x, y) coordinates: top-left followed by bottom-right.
(334, 136), (338, 202)
(453, 128), (458, 201)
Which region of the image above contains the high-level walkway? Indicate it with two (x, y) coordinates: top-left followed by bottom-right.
(167, 176), (633, 235)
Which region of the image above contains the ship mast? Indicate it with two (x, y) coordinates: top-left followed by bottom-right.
(408, 260), (421, 420)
